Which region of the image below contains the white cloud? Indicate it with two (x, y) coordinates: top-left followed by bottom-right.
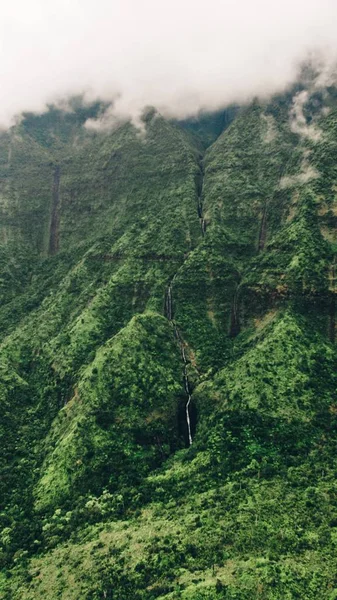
(279, 165), (320, 189)
(0, 0), (337, 126)
(290, 90), (323, 141)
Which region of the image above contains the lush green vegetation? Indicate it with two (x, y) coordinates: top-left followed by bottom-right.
(1, 84), (337, 598)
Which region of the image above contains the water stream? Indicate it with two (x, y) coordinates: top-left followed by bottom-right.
(165, 284), (193, 446)
(49, 165), (61, 256)
(164, 159), (206, 446)
(198, 161), (206, 237)
(330, 260), (336, 343)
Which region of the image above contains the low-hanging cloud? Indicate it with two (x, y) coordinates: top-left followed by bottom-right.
(1, 0), (337, 127)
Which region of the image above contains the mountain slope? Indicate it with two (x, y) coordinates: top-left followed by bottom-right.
(1, 88), (337, 599)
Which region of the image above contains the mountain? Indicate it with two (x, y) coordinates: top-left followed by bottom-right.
(1, 83), (337, 599)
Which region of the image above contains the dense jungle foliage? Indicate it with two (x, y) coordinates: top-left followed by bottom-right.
(1, 80), (337, 598)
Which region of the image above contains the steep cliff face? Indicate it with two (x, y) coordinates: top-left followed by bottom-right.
(1, 87), (337, 599)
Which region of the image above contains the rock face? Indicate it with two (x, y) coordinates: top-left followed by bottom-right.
(1, 89), (337, 599)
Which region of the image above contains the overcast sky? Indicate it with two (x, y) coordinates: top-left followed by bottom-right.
(0, 0), (337, 126)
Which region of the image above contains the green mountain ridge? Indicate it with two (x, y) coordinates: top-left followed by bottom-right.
(1, 86), (337, 598)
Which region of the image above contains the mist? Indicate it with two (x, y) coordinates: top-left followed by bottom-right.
(1, 0), (337, 127)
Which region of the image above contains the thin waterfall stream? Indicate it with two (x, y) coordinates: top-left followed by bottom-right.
(330, 259), (336, 343)
(49, 165), (61, 256)
(164, 158), (205, 446)
(229, 284), (241, 338)
(165, 282), (193, 446)
(198, 161), (206, 237)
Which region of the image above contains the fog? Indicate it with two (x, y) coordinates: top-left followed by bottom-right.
(1, 0), (337, 126)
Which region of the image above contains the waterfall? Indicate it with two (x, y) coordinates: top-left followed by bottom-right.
(229, 285), (240, 338)
(258, 203), (267, 251)
(162, 158), (207, 446)
(198, 160), (206, 238)
(165, 285), (173, 321)
(330, 261), (336, 343)
(165, 282), (193, 446)
(49, 165), (61, 256)
(182, 358), (193, 446)
(198, 194), (206, 237)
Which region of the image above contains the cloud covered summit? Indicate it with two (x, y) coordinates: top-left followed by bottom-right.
(1, 0), (337, 125)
